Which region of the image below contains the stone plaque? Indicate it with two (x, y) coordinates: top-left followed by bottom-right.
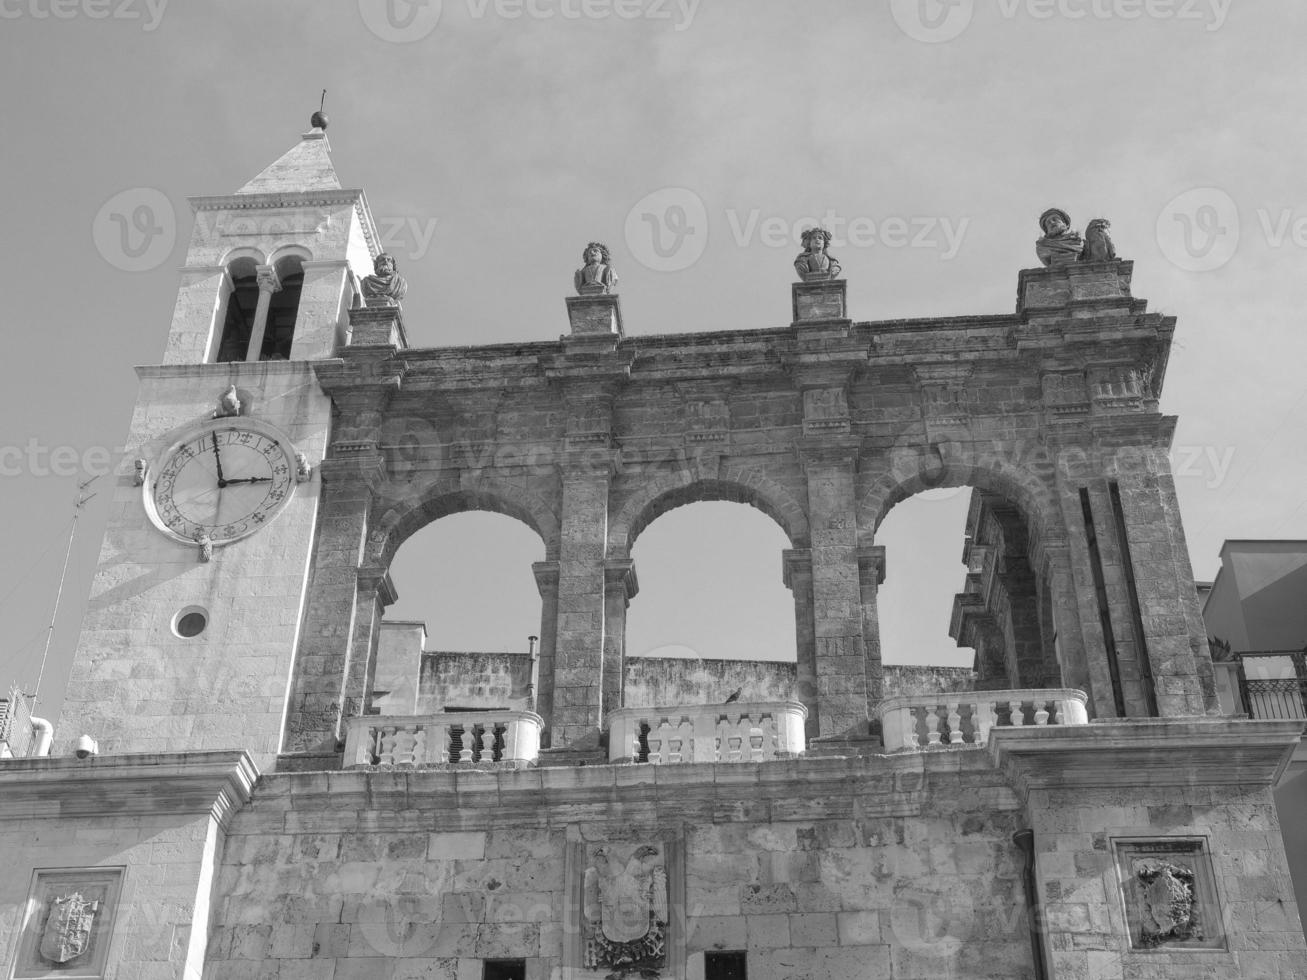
(13, 868), (124, 979)
(1113, 839), (1225, 951)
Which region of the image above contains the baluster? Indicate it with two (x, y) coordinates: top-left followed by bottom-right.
(679, 720), (696, 763)
(973, 701), (997, 745)
(458, 725), (474, 764)
(1033, 700), (1051, 726)
(1008, 700), (1026, 727)
(647, 729), (663, 765)
(479, 726), (495, 761)
(756, 717), (776, 761)
(376, 726), (396, 765)
(947, 702), (964, 744)
(714, 720), (728, 762)
(924, 705), (943, 746)
(393, 728), (417, 766)
(411, 727), (428, 765)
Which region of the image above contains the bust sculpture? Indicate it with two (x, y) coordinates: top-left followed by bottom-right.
(794, 227), (841, 280)
(361, 252), (408, 307)
(1082, 217), (1116, 263)
(1035, 208), (1084, 267)
(574, 242), (618, 295)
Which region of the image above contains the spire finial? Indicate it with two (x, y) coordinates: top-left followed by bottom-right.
(310, 89), (328, 131)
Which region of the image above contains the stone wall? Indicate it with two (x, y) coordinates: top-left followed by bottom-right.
(416, 651), (535, 712)
(881, 665), (977, 698)
(623, 656), (798, 707)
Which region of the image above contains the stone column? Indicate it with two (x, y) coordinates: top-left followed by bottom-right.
(245, 264), (281, 362)
(857, 546), (886, 719)
(801, 446), (870, 737)
(282, 452), (384, 755)
(347, 565), (398, 719)
(532, 560), (560, 741)
(783, 548), (819, 740)
(550, 467), (611, 748)
(602, 558), (638, 719)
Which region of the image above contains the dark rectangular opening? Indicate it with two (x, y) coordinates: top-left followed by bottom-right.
(483, 960), (526, 980)
(705, 950), (748, 980)
(1080, 487), (1126, 716)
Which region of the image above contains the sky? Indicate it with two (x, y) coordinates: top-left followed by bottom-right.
(1, 1), (1305, 724)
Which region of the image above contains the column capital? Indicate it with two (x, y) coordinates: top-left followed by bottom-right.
(782, 547), (813, 589)
(356, 564), (398, 607)
(603, 558), (639, 601)
(857, 545), (886, 586)
(255, 264), (282, 294)
(532, 559), (561, 596)
(317, 451), (387, 492)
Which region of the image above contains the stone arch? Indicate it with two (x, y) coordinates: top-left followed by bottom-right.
(860, 444), (1064, 550)
(366, 479), (560, 570)
(217, 245), (266, 268)
(267, 243), (313, 267)
(610, 468), (809, 559)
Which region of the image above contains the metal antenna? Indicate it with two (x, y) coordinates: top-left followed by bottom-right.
(33, 476), (99, 703)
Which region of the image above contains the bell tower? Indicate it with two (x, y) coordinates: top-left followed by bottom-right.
(56, 118), (380, 767)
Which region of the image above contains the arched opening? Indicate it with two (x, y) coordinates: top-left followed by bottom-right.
(261, 254), (304, 360)
(876, 485), (1063, 697)
(625, 500), (797, 708)
(215, 257), (259, 362)
(377, 511), (546, 717)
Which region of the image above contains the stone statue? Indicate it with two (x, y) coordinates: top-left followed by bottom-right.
(133, 459), (147, 486)
(213, 385), (241, 419)
(1135, 860), (1198, 947)
(583, 844), (668, 978)
(1035, 208), (1084, 268)
(794, 227), (841, 280)
(361, 253), (408, 307)
(575, 242), (618, 295)
(1082, 217), (1116, 263)
(295, 452), (313, 483)
(196, 532), (213, 563)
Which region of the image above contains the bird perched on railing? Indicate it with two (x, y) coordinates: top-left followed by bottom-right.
(724, 688), (741, 703)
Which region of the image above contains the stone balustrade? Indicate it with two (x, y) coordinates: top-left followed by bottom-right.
(878, 689), (1089, 751)
(344, 710), (543, 768)
(607, 701), (808, 764)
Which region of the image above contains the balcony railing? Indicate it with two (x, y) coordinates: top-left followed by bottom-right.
(1236, 651), (1307, 721)
(607, 701), (808, 764)
(878, 689), (1089, 751)
(344, 710), (543, 768)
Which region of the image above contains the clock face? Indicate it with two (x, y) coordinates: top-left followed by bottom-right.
(147, 420), (297, 545)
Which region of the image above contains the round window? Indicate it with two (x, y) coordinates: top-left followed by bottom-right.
(173, 607), (208, 638)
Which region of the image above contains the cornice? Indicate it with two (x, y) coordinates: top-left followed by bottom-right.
(0, 751), (259, 828)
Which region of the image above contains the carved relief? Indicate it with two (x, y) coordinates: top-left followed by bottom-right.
(802, 387), (849, 432)
(1115, 839), (1224, 951)
(1135, 860), (1198, 947)
(14, 869), (123, 979)
(583, 843), (669, 978)
(1041, 371), (1090, 416)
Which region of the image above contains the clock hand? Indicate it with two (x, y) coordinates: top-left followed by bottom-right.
(222, 477), (272, 485)
(211, 432), (226, 484)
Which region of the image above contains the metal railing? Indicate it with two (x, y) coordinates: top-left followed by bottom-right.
(1236, 651), (1307, 721)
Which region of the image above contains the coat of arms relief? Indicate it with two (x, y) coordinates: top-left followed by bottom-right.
(582, 842), (670, 979)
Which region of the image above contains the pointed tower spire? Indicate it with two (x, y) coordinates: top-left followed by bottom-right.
(235, 103), (341, 195)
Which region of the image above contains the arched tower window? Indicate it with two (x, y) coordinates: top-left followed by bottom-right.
(215, 257), (259, 362)
(261, 255), (304, 360)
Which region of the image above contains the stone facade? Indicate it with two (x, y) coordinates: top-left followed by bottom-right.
(2, 129), (1303, 980)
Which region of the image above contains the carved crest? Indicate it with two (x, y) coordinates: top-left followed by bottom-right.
(583, 843), (669, 978)
(39, 892), (99, 964)
(1135, 860), (1198, 947)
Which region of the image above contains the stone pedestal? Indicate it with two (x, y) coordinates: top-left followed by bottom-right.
(792, 277), (847, 324)
(565, 293), (623, 338)
(1017, 259), (1135, 318)
(348, 303), (408, 348)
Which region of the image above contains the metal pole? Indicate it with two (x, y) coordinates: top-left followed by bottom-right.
(33, 477), (98, 704)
